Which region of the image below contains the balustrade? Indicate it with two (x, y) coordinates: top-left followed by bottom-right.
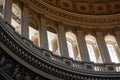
(52, 54), (63, 63)
(94, 63), (105, 71)
(72, 61), (83, 69)
(115, 63), (120, 71)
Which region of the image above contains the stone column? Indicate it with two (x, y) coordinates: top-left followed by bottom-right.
(77, 29), (90, 62)
(21, 6), (29, 39)
(57, 23), (69, 58)
(3, 0), (12, 24)
(114, 29), (120, 50)
(95, 30), (111, 63)
(39, 15), (49, 50)
(114, 28), (120, 61)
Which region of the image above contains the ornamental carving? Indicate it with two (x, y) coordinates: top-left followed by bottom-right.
(42, 0), (120, 15)
(20, 0), (120, 26)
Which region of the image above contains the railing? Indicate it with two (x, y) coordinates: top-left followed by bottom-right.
(94, 63), (105, 71)
(72, 61), (83, 69)
(115, 63), (120, 71)
(44, 49), (120, 72)
(0, 17), (120, 79)
(51, 54), (63, 63)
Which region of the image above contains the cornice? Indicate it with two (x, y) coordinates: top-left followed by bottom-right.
(42, 0), (120, 15)
(20, 0), (120, 27)
(74, 0), (118, 3)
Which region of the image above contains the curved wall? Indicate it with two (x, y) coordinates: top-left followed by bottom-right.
(0, 0), (120, 80)
(0, 16), (120, 80)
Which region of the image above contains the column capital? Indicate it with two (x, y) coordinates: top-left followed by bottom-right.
(76, 26), (84, 31)
(113, 27), (120, 32)
(94, 28), (103, 32)
(22, 4), (28, 8)
(56, 21), (63, 26)
(40, 14), (47, 19)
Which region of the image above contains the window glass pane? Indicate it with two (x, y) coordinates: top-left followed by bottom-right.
(47, 31), (54, 51)
(107, 44), (119, 63)
(87, 44), (97, 63)
(85, 35), (103, 63)
(29, 26), (39, 46)
(11, 4), (21, 34)
(67, 41), (74, 59)
(105, 35), (119, 63)
(66, 32), (79, 60)
(47, 30), (60, 56)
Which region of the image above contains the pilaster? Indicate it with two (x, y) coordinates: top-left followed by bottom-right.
(114, 27), (120, 52)
(95, 30), (111, 63)
(57, 23), (69, 58)
(21, 6), (29, 39)
(3, 0), (12, 24)
(39, 15), (49, 50)
(77, 28), (90, 62)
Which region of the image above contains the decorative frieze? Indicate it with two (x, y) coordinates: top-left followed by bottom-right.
(20, 0), (120, 26)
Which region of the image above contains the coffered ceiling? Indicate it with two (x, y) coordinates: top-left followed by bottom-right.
(20, 0), (120, 27)
(42, 0), (120, 15)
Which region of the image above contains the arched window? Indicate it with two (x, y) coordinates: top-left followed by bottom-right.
(29, 26), (39, 46)
(66, 32), (80, 60)
(11, 3), (21, 34)
(47, 27), (60, 55)
(28, 16), (40, 46)
(85, 35), (102, 63)
(87, 44), (97, 62)
(105, 35), (120, 63)
(0, 0), (4, 16)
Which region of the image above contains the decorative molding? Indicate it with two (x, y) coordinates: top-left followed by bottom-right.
(19, 0), (120, 27)
(43, 0), (120, 15)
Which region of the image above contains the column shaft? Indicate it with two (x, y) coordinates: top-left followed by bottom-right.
(77, 30), (90, 62)
(3, 0), (12, 24)
(96, 31), (111, 63)
(21, 6), (29, 39)
(39, 16), (49, 50)
(115, 31), (120, 50)
(58, 24), (69, 58)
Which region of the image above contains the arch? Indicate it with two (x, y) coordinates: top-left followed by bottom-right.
(105, 35), (120, 63)
(85, 34), (102, 63)
(47, 26), (57, 34)
(11, 3), (21, 34)
(47, 27), (60, 55)
(66, 32), (80, 60)
(28, 15), (40, 46)
(29, 14), (40, 30)
(47, 24), (58, 33)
